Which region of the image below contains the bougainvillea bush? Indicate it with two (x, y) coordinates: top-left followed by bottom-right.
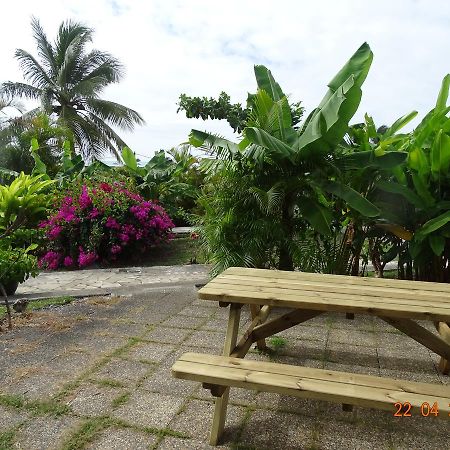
(38, 180), (174, 270)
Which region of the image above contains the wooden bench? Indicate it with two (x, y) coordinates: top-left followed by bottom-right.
(172, 267), (450, 445)
(172, 352), (450, 415)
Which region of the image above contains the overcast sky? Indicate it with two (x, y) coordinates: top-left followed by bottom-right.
(1, 0), (450, 160)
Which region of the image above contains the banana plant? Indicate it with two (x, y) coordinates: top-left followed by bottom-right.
(189, 43), (380, 272)
(374, 75), (450, 281)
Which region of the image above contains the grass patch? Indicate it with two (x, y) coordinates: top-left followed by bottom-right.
(0, 393), (69, 417)
(61, 416), (189, 450)
(0, 394), (24, 409)
(61, 417), (115, 450)
(268, 336), (287, 351)
(0, 429), (15, 450)
(26, 399), (70, 416)
(111, 392), (131, 408)
(29, 296), (75, 310)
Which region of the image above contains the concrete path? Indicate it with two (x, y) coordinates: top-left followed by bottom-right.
(15, 265), (210, 299)
(0, 283), (447, 449)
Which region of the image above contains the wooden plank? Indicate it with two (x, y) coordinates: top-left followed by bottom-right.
(203, 281), (450, 311)
(172, 354), (450, 417)
(252, 309), (323, 342)
(250, 304), (267, 350)
(210, 303), (241, 446)
(199, 286), (450, 322)
(176, 352), (450, 398)
(379, 316), (450, 361)
(214, 274), (450, 304)
(221, 267), (450, 293)
(437, 321), (450, 375)
(230, 305), (271, 358)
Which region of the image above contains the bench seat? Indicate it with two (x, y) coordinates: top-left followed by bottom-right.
(172, 352), (450, 418)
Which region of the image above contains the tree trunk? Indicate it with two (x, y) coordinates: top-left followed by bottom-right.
(278, 195), (294, 272)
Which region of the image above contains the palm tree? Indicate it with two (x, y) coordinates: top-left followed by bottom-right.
(0, 17), (144, 160)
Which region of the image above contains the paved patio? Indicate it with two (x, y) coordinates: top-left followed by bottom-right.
(0, 270), (448, 449)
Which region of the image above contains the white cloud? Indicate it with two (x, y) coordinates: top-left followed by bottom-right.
(1, 0), (450, 158)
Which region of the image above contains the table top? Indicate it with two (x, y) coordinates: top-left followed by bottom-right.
(198, 267), (450, 322)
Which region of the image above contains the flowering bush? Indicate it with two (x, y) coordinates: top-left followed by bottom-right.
(39, 180), (174, 269)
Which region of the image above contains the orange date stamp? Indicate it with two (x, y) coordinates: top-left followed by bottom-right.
(393, 401), (448, 417)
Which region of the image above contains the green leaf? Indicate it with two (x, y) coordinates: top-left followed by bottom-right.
(122, 146), (138, 172)
(375, 181), (425, 208)
(384, 111), (418, 137)
(243, 127), (294, 160)
(253, 65), (285, 101)
(416, 211), (450, 238)
(323, 181), (380, 217)
(431, 129), (450, 175)
(411, 173), (435, 207)
(429, 235), (445, 256)
(294, 44), (373, 159)
(298, 198), (332, 236)
(435, 74), (450, 111)
(340, 151), (407, 169)
(30, 137), (39, 151)
(408, 147), (429, 175)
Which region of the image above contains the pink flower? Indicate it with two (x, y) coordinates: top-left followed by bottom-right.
(100, 182), (112, 192)
(111, 245), (122, 255)
(105, 217), (120, 229)
(89, 208), (100, 219)
(78, 248), (98, 268)
(63, 256), (73, 267)
(78, 185), (92, 209)
(48, 226), (63, 239)
(39, 251), (61, 270)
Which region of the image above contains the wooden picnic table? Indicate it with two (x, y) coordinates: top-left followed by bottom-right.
(172, 267), (450, 446)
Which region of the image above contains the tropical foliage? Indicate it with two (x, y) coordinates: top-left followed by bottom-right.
(190, 43), (378, 275)
(0, 17), (144, 160)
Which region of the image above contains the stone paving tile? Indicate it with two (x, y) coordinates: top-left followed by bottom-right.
(162, 314), (207, 329)
(158, 436), (230, 449)
(169, 399), (245, 444)
(389, 415), (449, 450)
(179, 305), (215, 318)
(276, 324), (329, 341)
(0, 405), (28, 430)
(316, 418), (393, 450)
(2, 372), (69, 401)
(87, 427), (158, 450)
(95, 357), (153, 383)
(144, 325), (193, 344)
(326, 342), (379, 369)
(239, 409), (316, 450)
(112, 391), (184, 429)
(65, 382), (123, 416)
(184, 330), (225, 350)
(14, 416), (81, 450)
(328, 328), (378, 347)
(127, 342), (176, 363)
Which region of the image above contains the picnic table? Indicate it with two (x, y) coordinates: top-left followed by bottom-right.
(172, 267), (450, 446)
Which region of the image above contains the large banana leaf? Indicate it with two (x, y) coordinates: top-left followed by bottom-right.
(294, 43), (373, 158)
(189, 130), (241, 158)
(298, 198), (332, 235)
(243, 127), (294, 161)
(322, 180), (380, 217)
(415, 210), (450, 240)
(253, 65), (285, 101)
(338, 150), (407, 170)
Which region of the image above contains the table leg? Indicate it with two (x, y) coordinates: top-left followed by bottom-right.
(437, 322), (450, 375)
(210, 303), (241, 446)
(250, 304), (267, 350)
